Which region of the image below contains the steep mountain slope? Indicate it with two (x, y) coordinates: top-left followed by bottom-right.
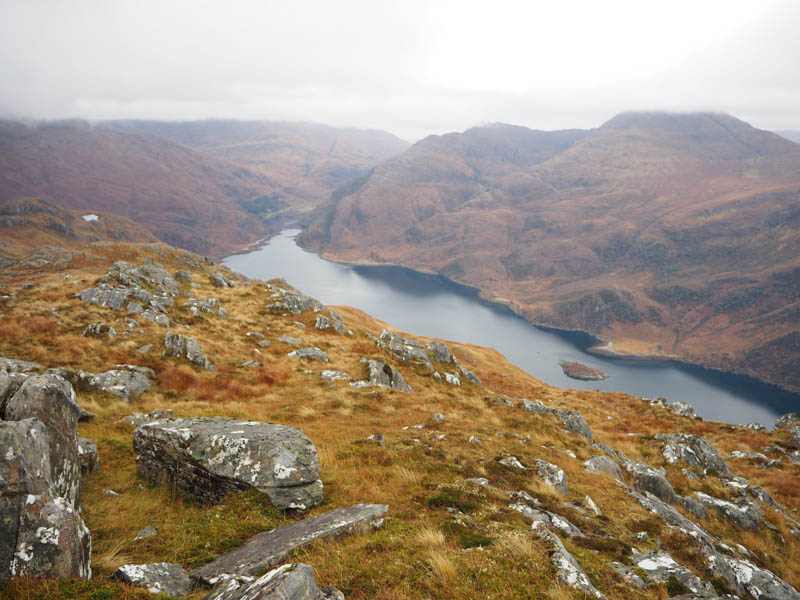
(301, 113), (800, 392)
(0, 120), (279, 256)
(2, 238), (800, 599)
(777, 130), (800, 144)
(0, 197), (159, 259)
(100, 119), (410, 210)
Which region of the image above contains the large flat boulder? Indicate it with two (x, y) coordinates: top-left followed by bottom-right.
(4, 374), (82, 508)
(134, 417), (323, 509)
(204, 563), (344, 600)
(191, 504), (388, 586)
(113, 562), (194, 597)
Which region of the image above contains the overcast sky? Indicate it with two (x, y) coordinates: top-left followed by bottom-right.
(1, 0), (799, 140)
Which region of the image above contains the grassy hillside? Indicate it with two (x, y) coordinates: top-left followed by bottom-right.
(2, 238), (800, 599)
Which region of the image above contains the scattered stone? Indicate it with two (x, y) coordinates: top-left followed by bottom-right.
(135, 526), (159, 540)
(366, 433), (386, 448)
(134, 417), (323, 509)
(82, 322), (116, 337)
(266, 289), (319, 314)
(136, 344), (153, 354)
(729, 450), (782, 468)
(498, 454), (526, 470)
(114, 562), (193, 597)
(467, 477), (489, 486)
(119, 409), (175, 426)
(239, 360), (260, 368)
(459, 367), (483, 387)
(211, 272), (238, 288)
(77, 437), (99, 474)
(103, 488), (121, 497)
(433, 372), (442, 383)
(511, 503), (584, 537)
(584, 456), (622, 479)
(741, 422), (767, 431)
(191, 504), (388, 585)
(246, 331), (265, 339)
(257, 340), (271, 348)
(585, 495), (601, 516)
(533, 523), (604, 598)
(203, 563), (344, 600)
(534, 460), (568, 494)
(164, 333), (214, 371)
(631, 551), (710, 594)
(185, 297), (227, 319)
(431, 412), (446, 423)
(320, 370), (350, 381)
(635, 531), (649, 542)
(444, 372), (460, 386)
(288, 347), (330, 362)
(277, 336), (303, 345)
(468, 436), (481, 445)
(555, 409), (594, 443)
(521, 398), (553, 414)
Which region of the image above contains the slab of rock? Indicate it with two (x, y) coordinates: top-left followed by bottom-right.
(510, 503), (584, 537)
(656, 434), (732, 478)
(203, 563), (344, 600)
(266, 290), (319, 314)
(4, 374), (82, 508)
(114, 562), (194, 597)
(185, 297), (227, 318)
(583, 456), (622, 479)
(164, 333), (214, 371)
(77, 437), (99, 474)
(320, 370), (350, 382)
(6, 494), (91, 579)
(135, 526), (159, 540)
(556, 409), (593, 443)
(288, 347), (329, 362)
(704, 551), (800, 600)
(77, 368), (151, 401)
(631, 551), (711, 594)
(0, 356), (40, 373)
(609, 562), (645, 588)
(191, 504), (388, 585)
(629, 490), (715, 546)
(533, 523), (603, 598)
(521, 398), (553, 415)
(534, 459), (568, 494)
(134, 417), (323, 509)
(459, 367), (483, 387)
(694, 492), (763, 530)
(0, 419), (55, 498)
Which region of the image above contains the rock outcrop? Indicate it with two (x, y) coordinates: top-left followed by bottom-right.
(113, 562), (194, 597)
(555, 409), (594, 443)
(134, 417), (323, 509)
(656, 434), (732, 478)
(349, 359), (413, 392)
(164, 333), (215, 371)
(533, 523), (603, 598)
(77, 367), (152, 401)
(533, 460), (568, 494)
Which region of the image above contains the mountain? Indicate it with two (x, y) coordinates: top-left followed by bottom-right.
(301, 113), (800, 392)
(2, 237), (800, 598)
(99, 119), (410, 210)
(0, 197), (159, 259)
(0, 120), (282, 256)
(777, 130), (800, 144)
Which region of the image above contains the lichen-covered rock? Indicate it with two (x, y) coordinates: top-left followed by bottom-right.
(533, 459), (568, 494)
(628, 462), (678, 505)
(631, 551), (711, 594)
(609, 562), (645, 588)
(164, 333), (214, 371)
(693, 492), (763, 530)
(81, 322), (116, 337)
(185, 297), (227, 318)
(534, 523), (604, 598)
(320, 370), (351, 382)
(775, 413), (800, 429)
(584, 456), (622, 479)
(556, 409), (593, 443)
(0, 419), (55, 498)
(6, 494), (91, 579)
(510, 503), (584, 537)
(656, 434), (732, 478)
(427, 341), (454, 364)
(0, 356), (40, 373)
(192, 504), (388, 585)
(444, 372), (460, 386)
(349, 359), (413, 392)
(4, 374), (82, 508)
(77, 438), (99, 474)
(134, 417), (323, 509)
(77, 368), (151, 401)
(521, 398), (553, 414)
(104, 260), (180, 296)
(266, 289), (319, 313)
(211, 272), (239, 288)
(705, 551), (800, 600)
(288, 347), (330, 362)
(203, 563), (344, 600)
(174, 270), (192, 282)
(629, 490), (715, 546)
(113, 562), (193, 597)
(459, 367), (483, 387)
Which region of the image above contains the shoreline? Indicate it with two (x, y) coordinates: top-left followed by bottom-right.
(234, 229), (800, 400)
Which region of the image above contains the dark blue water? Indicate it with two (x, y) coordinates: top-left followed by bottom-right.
(224, 229), (800, 426)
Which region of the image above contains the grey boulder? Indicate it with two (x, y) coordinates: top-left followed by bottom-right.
(584, 456), (622, 479)
(77, 368), (151, 401)
(204, 563), (344, 600)
(534, 523), (603, 598)
(288, 347), (330, 362)
(693, 492), (763, 530)
(556, 409), (594, 443)
(533, 459), (568, 494)
(628, 462), (678, 505)
(114, 562), (194, 597)
(656, 434), (732, 478)
(77, 437), (99, 474)
(134, 417), (323, 509)
(350, 359), (413, 392)
(427, 341), (454, 364)
(630, 551), (711, 594)
(164, 333), (215, 371)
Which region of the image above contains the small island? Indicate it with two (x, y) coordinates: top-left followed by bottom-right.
(559, 360), (609, 381)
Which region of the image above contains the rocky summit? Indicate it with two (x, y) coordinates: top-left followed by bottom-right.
(1, 239), (800, 600)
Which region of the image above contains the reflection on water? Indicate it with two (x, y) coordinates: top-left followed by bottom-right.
(224, 229), (799, 426)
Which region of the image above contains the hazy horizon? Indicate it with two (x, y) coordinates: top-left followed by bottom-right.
(1, 0), (799, 140)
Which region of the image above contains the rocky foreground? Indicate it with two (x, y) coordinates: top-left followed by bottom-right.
(1, 241), (800, 599)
